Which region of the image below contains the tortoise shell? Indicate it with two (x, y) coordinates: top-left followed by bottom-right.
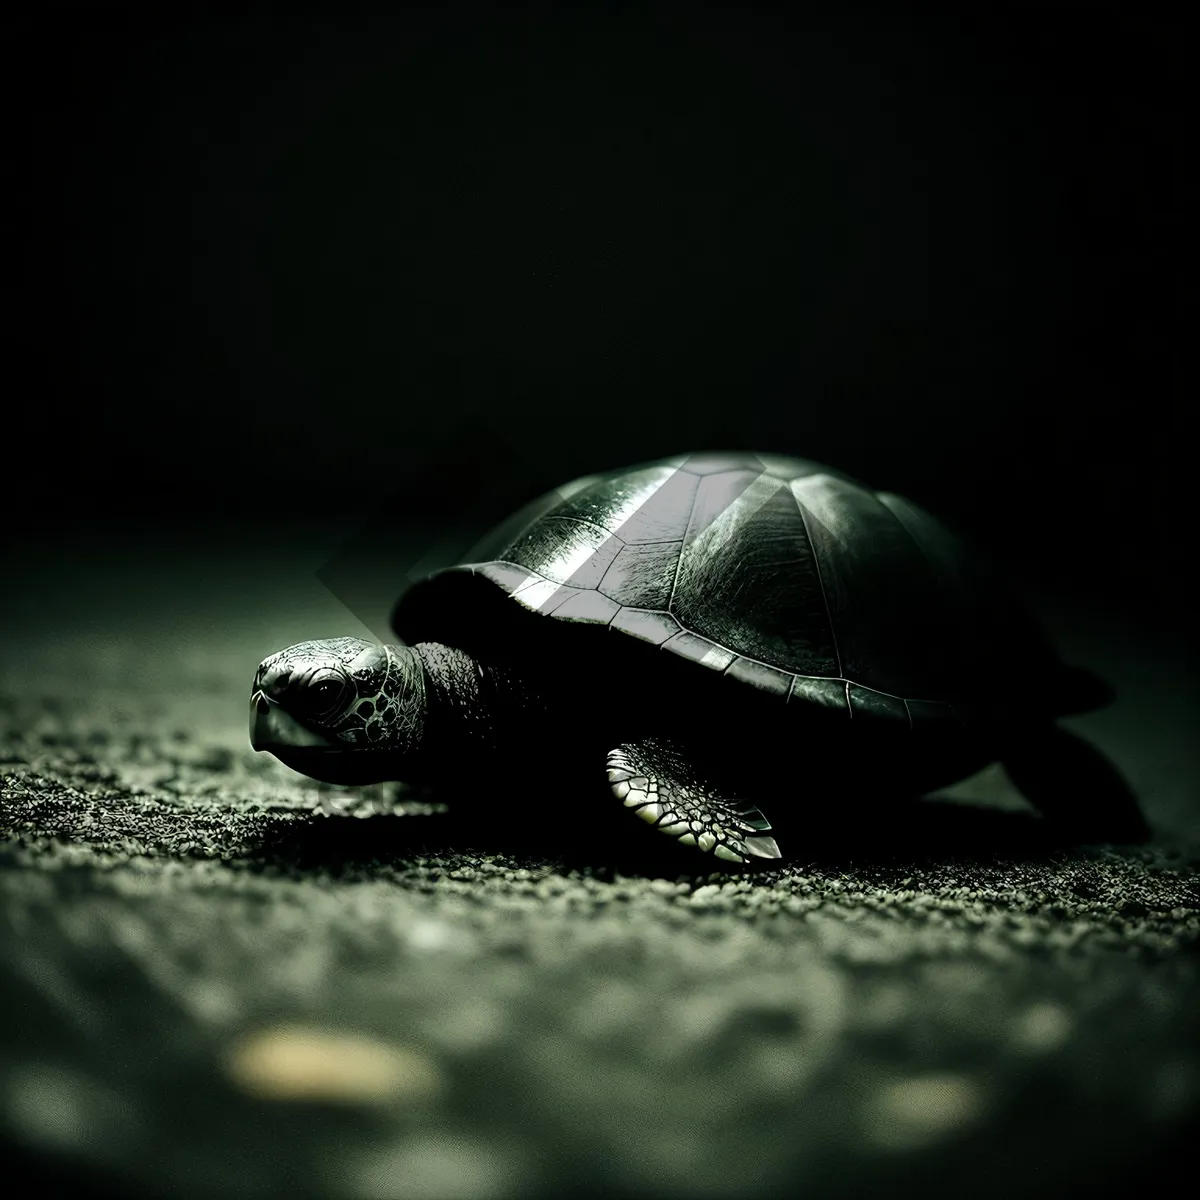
(392, 452), (1069, 731)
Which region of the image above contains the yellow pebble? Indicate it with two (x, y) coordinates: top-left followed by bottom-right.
(226, 1025), (442, 1105)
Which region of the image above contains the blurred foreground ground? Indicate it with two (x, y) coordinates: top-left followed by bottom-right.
(2, 521), (1198, 1199)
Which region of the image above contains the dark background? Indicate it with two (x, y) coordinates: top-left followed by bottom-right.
(3, 8), (1196, 1199)
(10, 2), (1185, 626)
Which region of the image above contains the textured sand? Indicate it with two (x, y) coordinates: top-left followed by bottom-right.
(2, 524), (1197, 1198)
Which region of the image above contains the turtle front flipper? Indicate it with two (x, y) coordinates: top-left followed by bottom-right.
(606, 740), (782, 863)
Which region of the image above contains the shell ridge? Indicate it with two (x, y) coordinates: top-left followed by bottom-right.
(790, 479), (844, 678)
(450, 569), (958, 710)
(666, 468), (703, 615)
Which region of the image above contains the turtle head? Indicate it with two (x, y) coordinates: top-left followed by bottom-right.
(249, 637), (426, 784)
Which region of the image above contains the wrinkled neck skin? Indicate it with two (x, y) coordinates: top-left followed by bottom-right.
(403, 642), (557, 787)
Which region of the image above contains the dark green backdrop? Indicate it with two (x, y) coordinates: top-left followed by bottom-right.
(12, 3), (1184, 623)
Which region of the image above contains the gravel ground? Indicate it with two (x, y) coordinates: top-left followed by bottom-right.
(2, 523), (1197, 1199)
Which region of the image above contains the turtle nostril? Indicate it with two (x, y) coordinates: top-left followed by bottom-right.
(255, 664), (292, 699)
(256, 695), (271, 715)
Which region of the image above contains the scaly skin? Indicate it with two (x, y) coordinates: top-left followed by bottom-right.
(250, 637), (550, 787)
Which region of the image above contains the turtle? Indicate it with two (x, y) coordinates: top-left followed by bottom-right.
(249, 451), (1149, 864)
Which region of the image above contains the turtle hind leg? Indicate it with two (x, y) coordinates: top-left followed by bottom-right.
(606, 739), (782, 864)
(1053, 663), (1117, 717)
(1001, 724), (1151, 843)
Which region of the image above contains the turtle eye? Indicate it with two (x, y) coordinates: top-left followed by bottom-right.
(301, 677), (347, 717)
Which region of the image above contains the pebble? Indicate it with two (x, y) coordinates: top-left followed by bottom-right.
(226, 1025), (443, 1105)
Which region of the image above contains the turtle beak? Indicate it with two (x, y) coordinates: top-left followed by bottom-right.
(249, 691), (336, 751)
